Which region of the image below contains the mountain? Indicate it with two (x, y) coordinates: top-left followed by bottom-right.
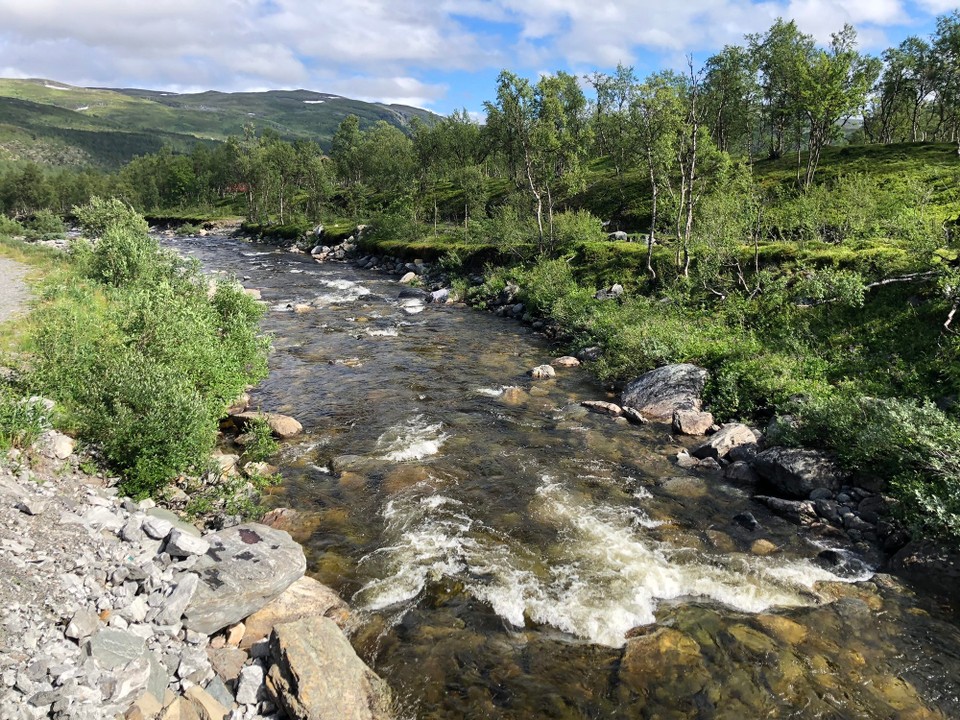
(0, 78), (438, 169)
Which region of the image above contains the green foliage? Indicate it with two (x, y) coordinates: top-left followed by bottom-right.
(74, 196), (149, 238)
(243, 417), (280, 463)
(0, 215), (25, 236)
(0, 389), (50, 451)
(786, 394), (960, 543)
(25, 209), (65, 239)
(25, 202), (268, 497)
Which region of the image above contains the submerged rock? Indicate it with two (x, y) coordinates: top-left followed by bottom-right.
(620, 364), (707, 421)
(266, 616), (393, 720)
(183, 524), (306, 634)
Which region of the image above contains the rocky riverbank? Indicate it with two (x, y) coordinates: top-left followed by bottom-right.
(0, 415), (392, 720)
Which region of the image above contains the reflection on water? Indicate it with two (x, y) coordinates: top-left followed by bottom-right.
(173, 236), (960, 720)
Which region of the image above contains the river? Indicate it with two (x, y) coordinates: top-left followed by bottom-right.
(175, 235), (960, 719)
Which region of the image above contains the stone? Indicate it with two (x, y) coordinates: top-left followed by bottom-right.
(733, 512), (759, 531)
(132, 692), (164, 719)
(266, 617), (392, 720)
(671, 409), (714, 436)
(111, 653), (153, 707)
(86, 628), (146, 670)
(621, 407), (647, 425)
(161, 697), (201, 720)
(725, 461), (758, 485)
(619, 364), (708, 421)
(183, 524), (306, 635)
(207, 647), (247, 685)
(66, 609), (101, 640)
(889, 541), (960, 600)
(185, 685), (229, 720)
(231, 412), (303, 439)
(212, 454), (240, 477)
(619, 628), (709, 701)
(236, 664), (264, 705)
(552, 356), (580, 367)
(529, 365), (555, 380)
(750, 539), (779, 556)
(398, 272), (417, 284)
(608, 230), (629, 241)
(166, 530), (211, 558)
(754, 615), (808, 646)
(38, 430), (75, 460)
(675, 451), (699, 470)
(690, 423), (756, 460)
(580, 400), (622, 417)
(752, 447), (844, 499)
(204, 677), (233, 710)
(753, 496), (817, 525)
(15, 498), (48, 516)
(227, 623), (246, 647)
(156, 573), (200, 626)
(142, 516), (174, 541)
(241, 576), (350, 650)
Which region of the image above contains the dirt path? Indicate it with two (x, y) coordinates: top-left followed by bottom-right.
(0, 257), (31, 324)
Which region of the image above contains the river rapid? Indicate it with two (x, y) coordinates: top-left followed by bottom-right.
(174, 235), (960, 720)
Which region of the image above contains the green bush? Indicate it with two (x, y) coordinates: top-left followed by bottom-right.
(787, 393), (960, 543)
(26, 209), (65, 240)
(243, 417), (279, 463)
(26, 201), (268, 497)
(74, 196), (148, 238)
(0, 216), (26, 237)
(0, 388), (50, 451)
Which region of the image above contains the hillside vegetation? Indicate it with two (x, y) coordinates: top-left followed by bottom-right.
(0, 78), (436, 168)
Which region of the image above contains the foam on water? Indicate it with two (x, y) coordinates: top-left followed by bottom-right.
(356, 476), (870, 648)
(475, 387), (505, 397)
(367, 328), (399, 337)
(313, 278), (371, 305)
(376, 415), (449, 462)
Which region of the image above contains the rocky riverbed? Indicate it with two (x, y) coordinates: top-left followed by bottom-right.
(0, 417), (391, 720)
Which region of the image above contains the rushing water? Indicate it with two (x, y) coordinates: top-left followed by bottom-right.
(176, 236), (960, 719)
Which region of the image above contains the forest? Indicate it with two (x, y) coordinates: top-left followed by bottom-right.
(3, 14), (960, 541)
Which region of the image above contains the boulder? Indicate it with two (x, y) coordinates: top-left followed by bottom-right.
(231, 411), (303, 439)
(580, 400), (622, 417)
(752, 447), (844, 499)
(621, 407), (648, 425)
(553, 356), (580, 367)
(166, 530), (211, 558)
(398, 272), (417, 285)
(266, 616), (392, 720)
(725, 461), (759, 485)
(671, 409), (714, 436)
(608, 231), (629, 241)
(529, 365), (556, 380)
(690, 423), (756, 460)
(241, 576), (350, 650)
(753, 496), (817, 525)
(183, 524), (306, 635)
(620, 364), (708, 421)
(37, 430), (74, 460)
(889, 541), (960, 600)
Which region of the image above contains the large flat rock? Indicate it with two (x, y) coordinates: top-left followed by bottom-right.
(240, 576), (350, 650)
(752, 447), (844, 499)
(183, 524), (306, 635)
(266, 616), (392, 720)
(620, 364), (708, 421)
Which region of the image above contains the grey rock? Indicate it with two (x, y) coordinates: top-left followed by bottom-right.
(65, 610), (101, 641)
(81, 507), (123, 531)
(266, 617), (392, 720)
(183, 524), (306, 635)
(753, 447), (844, 499)
(621, 407), (648, 425)
(576, 346), (602, 362)
(15, 498), (48, 516)
(608, 231), (629, 241)
(691, 423), (756, 460)
(236, 663), (264, 705)
(86, 629), (146, 670)
(142, 516), (173, 541)
(580, 400), (622, 417)
(529, 365), (556, 380)
(675, 451), (699, 469)
(754, 496), (817, 525)
(620, 364), (708, 421)
(725, 461), (758, 485)
(156, 573), (199, 626)
(205, 675), (234, 709)
(814, 499), (843, 524)
(166, 529), (211, 558)
(809, 488), (834, 501)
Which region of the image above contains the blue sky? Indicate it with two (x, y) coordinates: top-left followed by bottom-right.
(0, 0), (954, 115)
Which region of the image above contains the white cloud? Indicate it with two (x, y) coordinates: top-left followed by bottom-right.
(0, 0), (948, 110)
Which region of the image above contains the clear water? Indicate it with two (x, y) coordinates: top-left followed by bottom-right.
(175, 236), (960, 720)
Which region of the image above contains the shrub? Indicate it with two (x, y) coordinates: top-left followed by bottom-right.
(0, 388), (50, 450)
(26, 201), (268, 497)
(25, 209), (65, 240)
(0, 216), (25, 236)
(243, 417), (279, 463)
(74, 196), (148, 238)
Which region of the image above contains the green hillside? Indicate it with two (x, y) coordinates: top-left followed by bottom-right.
(0, 78), (437, 168)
